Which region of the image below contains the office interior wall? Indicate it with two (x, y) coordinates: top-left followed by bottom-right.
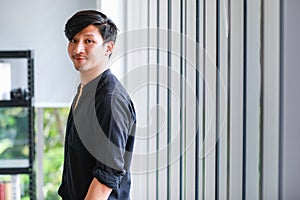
(282, 0), (300, 199)
(0, 0), (97, 107)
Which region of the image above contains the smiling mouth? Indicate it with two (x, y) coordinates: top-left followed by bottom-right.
(74, 56), (87, 61)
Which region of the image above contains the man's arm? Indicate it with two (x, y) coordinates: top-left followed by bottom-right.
(85, 178), (112, 200)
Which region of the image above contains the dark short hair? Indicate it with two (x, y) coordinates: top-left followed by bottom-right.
(64, 10), (118, 44)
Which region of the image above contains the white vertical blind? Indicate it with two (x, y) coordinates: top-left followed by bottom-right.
(229, 0), (244, 199)
(204, 0), (217, 199)
(218, 0), (229, 198)
(245, 0), (261, 199)
(185, 0), (197, 199)
(263, 0), (280, 199)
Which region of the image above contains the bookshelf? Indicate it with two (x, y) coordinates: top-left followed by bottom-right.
(0, 50), (35, 199)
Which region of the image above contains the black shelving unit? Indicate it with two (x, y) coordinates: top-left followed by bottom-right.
(0, 50), (35, 199)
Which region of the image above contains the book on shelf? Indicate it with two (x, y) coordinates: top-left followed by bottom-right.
(4, 182), (11, 200)
(0, 182), (5, 200)
(11, 175), (20, 200)
(0, 175), (21, 200)
(0, 62), (11, 101)
(0, 181), (12, 200)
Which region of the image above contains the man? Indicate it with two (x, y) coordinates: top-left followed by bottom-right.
(58, 10), (136, 200)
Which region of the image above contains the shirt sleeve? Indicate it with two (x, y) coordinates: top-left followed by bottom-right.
(92, 93), (134, 190)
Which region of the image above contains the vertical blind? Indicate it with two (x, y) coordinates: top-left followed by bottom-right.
(105, 0), (282, 199)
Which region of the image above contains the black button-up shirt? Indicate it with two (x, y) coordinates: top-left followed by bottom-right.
(58, 69), (136, 200)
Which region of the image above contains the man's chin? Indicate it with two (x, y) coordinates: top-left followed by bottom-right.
(74, 65), (82, 71)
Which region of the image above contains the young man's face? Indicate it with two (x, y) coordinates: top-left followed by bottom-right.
(68, 25), (110, 72)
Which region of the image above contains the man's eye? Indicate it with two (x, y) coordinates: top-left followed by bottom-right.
(70, 39), (76, 43)
(86, 39), (93, 43)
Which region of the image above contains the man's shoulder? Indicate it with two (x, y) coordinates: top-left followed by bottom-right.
(97, 69), (130, 101)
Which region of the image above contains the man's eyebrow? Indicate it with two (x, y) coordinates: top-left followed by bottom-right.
(83, 34), (96, 37)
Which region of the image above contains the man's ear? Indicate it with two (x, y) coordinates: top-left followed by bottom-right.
(105, 41), (114, 56)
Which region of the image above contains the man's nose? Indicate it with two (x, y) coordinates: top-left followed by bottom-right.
(73, 41), (85, 54)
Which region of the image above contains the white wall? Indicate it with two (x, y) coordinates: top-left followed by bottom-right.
(0, 0), (97, 107)
(282, 0), (300, 199)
